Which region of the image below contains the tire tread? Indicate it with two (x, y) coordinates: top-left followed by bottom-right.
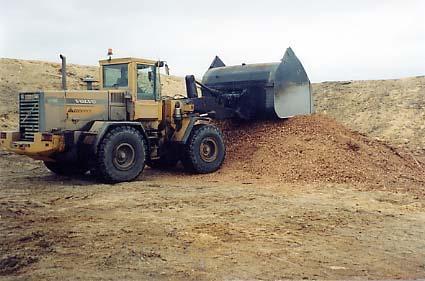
(96, 126), (147, 183)
(182, 124), (225, 174)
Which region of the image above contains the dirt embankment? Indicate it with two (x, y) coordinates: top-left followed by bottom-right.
(0, 58), (97, 115)
(314, 77), (425, 153)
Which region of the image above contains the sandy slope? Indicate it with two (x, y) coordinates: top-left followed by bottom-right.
(314, 77), (425, 153)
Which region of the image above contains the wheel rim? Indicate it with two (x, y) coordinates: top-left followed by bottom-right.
(199, 137), (218, 163)
(113, 143), (136, 171)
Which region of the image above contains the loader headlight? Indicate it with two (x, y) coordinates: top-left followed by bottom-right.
(41, 133), (53, 141)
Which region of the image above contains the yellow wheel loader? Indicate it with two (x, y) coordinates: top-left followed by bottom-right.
(0, 48), (312, 183)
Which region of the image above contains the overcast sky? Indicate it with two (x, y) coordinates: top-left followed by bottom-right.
(1, 0), (424, 82)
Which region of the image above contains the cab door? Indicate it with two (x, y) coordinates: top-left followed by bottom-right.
(134, 64), (162, 120)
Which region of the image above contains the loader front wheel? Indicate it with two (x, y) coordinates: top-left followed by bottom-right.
(182, 125), (225, 174)
(96, 126), (146, 183)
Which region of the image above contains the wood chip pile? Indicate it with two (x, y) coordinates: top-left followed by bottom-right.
(219, 114), (425, 191)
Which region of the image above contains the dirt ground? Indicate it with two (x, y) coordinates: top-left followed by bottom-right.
(1, 115), (425, 280)
(0, 58), (425, 280)
(1, 153), (425, 280)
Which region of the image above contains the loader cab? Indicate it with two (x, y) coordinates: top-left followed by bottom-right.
(99, 57), (164, 120)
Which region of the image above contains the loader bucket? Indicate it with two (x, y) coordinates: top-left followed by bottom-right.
(272, 47), (313, 118)
(201, 47), (313, 120)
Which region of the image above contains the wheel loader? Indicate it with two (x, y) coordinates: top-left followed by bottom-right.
(0, 48), (313, 183)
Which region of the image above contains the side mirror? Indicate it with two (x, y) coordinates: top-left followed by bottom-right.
(155, 61), (164, 67)
(164, 64), (170, 75)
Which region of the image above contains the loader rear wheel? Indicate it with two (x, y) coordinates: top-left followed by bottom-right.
(44, 161), (88, 176)
(182, 125), (225, 173)
(96, 126), (146, 183)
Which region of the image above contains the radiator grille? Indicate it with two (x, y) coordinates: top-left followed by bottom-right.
(19, 93), (40, 141)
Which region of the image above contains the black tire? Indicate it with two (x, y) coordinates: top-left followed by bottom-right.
(44, 161), (88, 176)
(182, 124), (225, 173)
(96, 126), (146, 183)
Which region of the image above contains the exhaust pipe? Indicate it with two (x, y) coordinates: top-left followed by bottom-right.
(60, 54), (67, 90)
(185, 75), (198, 98)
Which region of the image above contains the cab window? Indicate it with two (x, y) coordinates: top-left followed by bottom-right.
(137, 64), (158, 100)
(103, 64), (128, 88)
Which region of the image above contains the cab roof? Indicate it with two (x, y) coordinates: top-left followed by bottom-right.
(99, 57), (157, 66)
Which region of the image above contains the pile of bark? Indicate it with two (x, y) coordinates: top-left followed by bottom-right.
(219, 114), (425, 191)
